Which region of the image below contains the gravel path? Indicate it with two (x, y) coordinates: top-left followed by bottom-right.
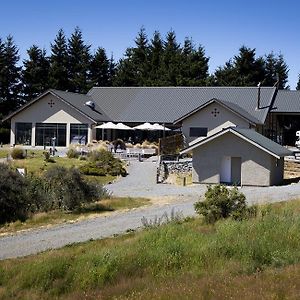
(1, 158), (300, 260)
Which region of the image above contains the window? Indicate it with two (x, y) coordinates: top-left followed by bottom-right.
(70, 124), (88, 145)
(35, 123), (66, 146)
(189, 127), (208, 137)
(15, 123), (32, 145)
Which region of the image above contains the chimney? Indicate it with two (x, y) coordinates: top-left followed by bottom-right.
(256, 82), (261, 110)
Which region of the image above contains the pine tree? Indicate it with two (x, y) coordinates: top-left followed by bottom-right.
(0, 35), (22, 115)
(89, 47), (110, 87)
(67, 27), (91, 93)
(162, 30), (181, 85)
(263, 52), (289, 89)
(148, 31), (164, 85)
(22, 45), (50, 101)
(49, 29), (69, 91)
(108, 54), (116, 86)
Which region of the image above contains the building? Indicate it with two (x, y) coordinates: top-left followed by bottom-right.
(3, 86), (285, 147)
(180, 127), (292, 186)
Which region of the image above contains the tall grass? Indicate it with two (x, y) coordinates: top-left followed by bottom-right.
(2, 202), (300, 299)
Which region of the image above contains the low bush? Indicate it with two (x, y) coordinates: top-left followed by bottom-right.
(67, 148), (79, 159)
(82, 149), (127, 177)
(11, 147), (25, 159)
(0, 164), (29, 224)
(44, 166), (108, 210)
(194, 184), (256, 224)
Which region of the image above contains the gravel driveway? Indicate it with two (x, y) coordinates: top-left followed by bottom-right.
(1, 158), (300, 260)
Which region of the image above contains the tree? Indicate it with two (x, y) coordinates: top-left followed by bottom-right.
(162, 30), (181, 85)
(89, 47), (110, 87)
(49, 29), (69, 91)
(22, 45), (50, 101)
(67, 27), (91, 93)
(213, 46), (265, 86)
(263, 52), (289, 89)
(148, 31), (164, 85)
(0, 35), (22, 116)
(180, 38), (209, 86)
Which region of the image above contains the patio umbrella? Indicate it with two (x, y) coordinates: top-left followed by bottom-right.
(152, 123), (171, 131)
(133, 122), (156, 130)
(94, 122), (118, 129)
(115, 123), (134, 130)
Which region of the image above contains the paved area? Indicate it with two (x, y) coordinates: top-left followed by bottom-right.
(1, 158), (300, 260)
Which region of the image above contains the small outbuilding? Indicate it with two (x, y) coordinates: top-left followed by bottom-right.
(180, 127), (292, 186)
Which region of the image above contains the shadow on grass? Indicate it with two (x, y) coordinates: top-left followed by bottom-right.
(74, 203), (114, 214)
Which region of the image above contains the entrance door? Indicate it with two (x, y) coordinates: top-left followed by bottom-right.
(220, 156), (231, 183)
(231, 157), (241, 185)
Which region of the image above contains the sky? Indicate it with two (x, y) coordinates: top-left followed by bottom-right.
(1, 0), (300, 88)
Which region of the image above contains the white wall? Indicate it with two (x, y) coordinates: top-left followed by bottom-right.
(182, 102), (250, 144)
(11, 93), (94, 146)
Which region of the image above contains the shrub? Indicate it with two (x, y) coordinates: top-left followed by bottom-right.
(194, 185), (255, 224)
(84, 149), (127, 177)
(0, 164), (29, 224)
(11, 148), (25, 159)
(43, 151), (55, 163)
(44, 166), (108, 210)
(67, 148), (79, 159)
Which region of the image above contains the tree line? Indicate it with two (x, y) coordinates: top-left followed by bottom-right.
(0, 26), (295, 119)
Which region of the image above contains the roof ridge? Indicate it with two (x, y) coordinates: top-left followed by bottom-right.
(90, 86), (275, 90)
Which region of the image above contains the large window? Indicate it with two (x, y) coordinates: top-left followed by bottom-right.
(35, 123), (66, 146)
(70, 124), (88, 145)
(15, 123), (32, 145)
(189, 127), (208, 137)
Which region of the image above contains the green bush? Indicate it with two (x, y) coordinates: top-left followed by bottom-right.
(83, 149), (126, 177)
(44, 166), (108, 210)
(67, 148), (79, 159)
(11, 148), (25, 159)
(0, 164), (29, 224)
(194, 185), (256, 224)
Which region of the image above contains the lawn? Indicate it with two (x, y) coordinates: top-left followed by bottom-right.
(0, 197), (150, 235)
(1, 199), (300, 299)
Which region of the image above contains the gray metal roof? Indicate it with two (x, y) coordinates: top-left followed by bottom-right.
(181, 126), (292, 158)
(88, 87), (276, 124)
(50, 89), (111, 122)
(273, 90), (300, 113)
(232, 127), (292, 157)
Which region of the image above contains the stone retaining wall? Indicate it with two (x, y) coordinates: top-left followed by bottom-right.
(157, 160), (192, 183)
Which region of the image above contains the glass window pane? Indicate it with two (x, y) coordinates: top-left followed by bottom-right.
(15, 123), (32, 145)
(35, 123), (66, 146)
(70, 124), (88, 145)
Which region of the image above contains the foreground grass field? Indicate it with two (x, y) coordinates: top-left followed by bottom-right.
(1, 200), (300, 299)
(0, 197), (150, 235)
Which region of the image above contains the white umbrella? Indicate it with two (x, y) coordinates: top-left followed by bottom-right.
(115, 123), (134, 130)
(95, 122), (118, 129)
(133, 122), (156, 130)
(152, 123), (171, 131)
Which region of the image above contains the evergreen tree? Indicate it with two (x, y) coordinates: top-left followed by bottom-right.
(180, 38), (209, 86)
(49, 29), (69, 91)
(89, 47), (110, 87)
(22, 45), (50, 101)
(162, 30), (181, 85)
(0, 35), (22, 115)
(214, 46), (265, 86)
(67, 27), (91, 93)
(148, 31), (164, 85)
(263, 52), (289, 89)
(108, 54), (116, 86)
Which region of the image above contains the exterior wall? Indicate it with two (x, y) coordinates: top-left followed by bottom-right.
(270, 157), (284, 185)
(11, 94), (94, 147)
(192, 132), (281, 186)
(181, 102), (250, 144)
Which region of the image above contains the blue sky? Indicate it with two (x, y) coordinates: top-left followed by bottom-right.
(1, 0), (300, 88)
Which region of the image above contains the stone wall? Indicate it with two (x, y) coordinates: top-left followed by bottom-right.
(157, 160), (192, 183)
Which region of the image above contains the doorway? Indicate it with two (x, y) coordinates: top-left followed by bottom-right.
(220, 156), (241, 185)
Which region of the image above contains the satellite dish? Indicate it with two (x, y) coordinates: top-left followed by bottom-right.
(296, 131), (300, 137)
(85, 100), (95, 110)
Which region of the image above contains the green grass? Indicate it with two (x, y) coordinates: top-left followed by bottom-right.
(0, 149), (10, 159)
(0, 197), (150, 235)
(1, 200), (300, 299)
